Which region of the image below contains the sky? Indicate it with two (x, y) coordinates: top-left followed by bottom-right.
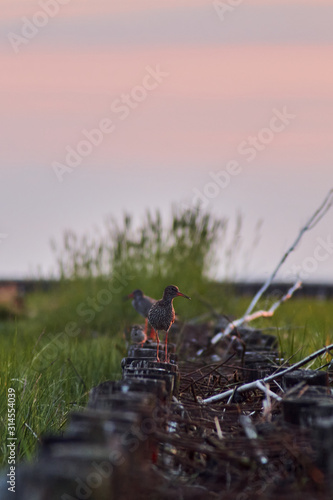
(1, 0), (333, 282)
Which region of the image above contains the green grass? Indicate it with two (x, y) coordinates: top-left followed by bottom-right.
(231, 293), (333, 363)
(272, 297), (333, 366)
(0, 206), (332, 465)
(1, 285), (332, 466)
(0, 302), (125, 464)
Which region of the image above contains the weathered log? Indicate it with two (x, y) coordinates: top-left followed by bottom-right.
(282, 369), (328, 390)
(123, 367), (176, 397)
(242, 352), (281, 383)
(313, 415), (333, 485)
(282, 385), (333, 427)
(128, 342), (176, 358)
(89, 379), (168, 404)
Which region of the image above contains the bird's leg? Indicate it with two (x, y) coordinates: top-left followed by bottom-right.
(164, 331), (168, 363)
(144, 317), (148, 335)
(156, 331), (160, 362)
(149, 326), (157, 341)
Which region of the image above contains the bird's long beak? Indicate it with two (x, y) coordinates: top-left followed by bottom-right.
(177, 291), (191, 300)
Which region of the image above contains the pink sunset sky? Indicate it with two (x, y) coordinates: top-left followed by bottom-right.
(1, 0), (333, 281)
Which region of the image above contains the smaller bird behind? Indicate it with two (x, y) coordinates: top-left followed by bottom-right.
(130, 324), (147, 347)
(148, 285), (191, 362)
(126, 289), (157, 339)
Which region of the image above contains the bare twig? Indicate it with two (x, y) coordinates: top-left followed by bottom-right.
(256, 381), (282, 402)
(243, 189), (333, 317)
(234, 280), (301, 323)
(211, 189), (333, 345)
(201, 343), (333, 405)
(239, 415), (268, 464)
(212, 280), (301, 343)
(24, 423), (39, 440)
(182, 354), (235, 393)
(214, 416), (223, 439)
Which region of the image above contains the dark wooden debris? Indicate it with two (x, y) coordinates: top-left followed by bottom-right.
(1, 321), (333, 500)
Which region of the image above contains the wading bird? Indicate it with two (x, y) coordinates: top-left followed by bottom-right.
(148, 285), (191, 362)
(126, 289), (157, 339)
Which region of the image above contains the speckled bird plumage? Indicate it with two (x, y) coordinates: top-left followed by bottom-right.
(148, 285), (191, 362)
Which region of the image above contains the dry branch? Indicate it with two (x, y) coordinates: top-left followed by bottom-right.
(211, 188), (333, 344)
(243, 188), (333, 317)
(256, 381), (282, 402)
(201, 343), (333, 405)
(212, 280), (301, 344)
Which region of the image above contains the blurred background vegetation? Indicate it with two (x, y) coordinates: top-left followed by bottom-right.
(0, 205), (332, 464)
